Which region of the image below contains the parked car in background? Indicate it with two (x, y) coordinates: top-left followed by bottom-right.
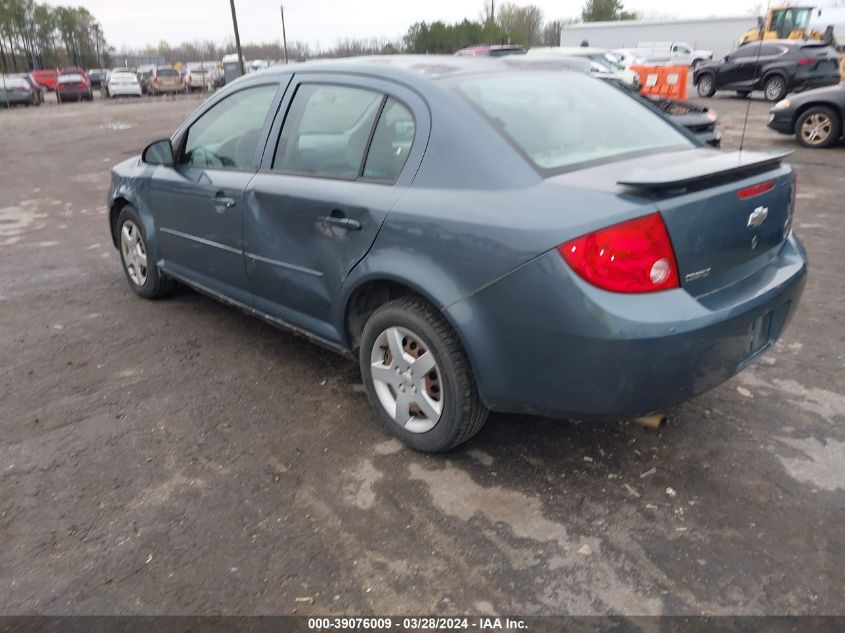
(454, 44), (526, 57)
(136, 65), (156, 94)
(13, 74), (44, 104)
(107, 56), (805, 452)
(30, 69), (58, 91)
(184, 67), (213, 92)
(59, 67), (90, 88)
(56, 73), (93, 103)
(0, 76), (38, 106)
(87, 68), (108, 88)
(106, 71), (143, 98)
(526, 47), (640, 90)
(636, 42), (714, 69)
(768, 84), (845, 148)
(694, 40), (841, 102)
(612, 48), (650, 68)
(148, 66), (183, 95)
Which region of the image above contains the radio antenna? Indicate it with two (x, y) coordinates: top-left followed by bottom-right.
(738, 0), (773, 161)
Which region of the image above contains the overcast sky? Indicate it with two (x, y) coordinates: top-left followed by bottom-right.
(47, 0), (773, 50)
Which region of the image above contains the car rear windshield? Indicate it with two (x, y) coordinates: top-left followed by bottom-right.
(157, 68), (178, 77)
(453, 71), (692, 173)
(111, 73), (137, 82)
(59, 74), (84, 83)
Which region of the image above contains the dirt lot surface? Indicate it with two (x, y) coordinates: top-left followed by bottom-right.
(1, 88), (844, 616)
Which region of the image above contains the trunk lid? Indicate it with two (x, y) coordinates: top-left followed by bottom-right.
(554, 148), (795, 296)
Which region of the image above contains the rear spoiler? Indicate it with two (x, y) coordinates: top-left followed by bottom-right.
(617, 149), (793, 190)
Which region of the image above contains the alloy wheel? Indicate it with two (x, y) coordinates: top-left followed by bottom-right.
(765, 78), (785, 101)
(800, 113), (833, 146)
(369, 326), (443, 434)
(120, 220), (148, 286)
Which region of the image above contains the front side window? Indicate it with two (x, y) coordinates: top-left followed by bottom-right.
(181, 84), (277, 170)
(454, 72), (692, 173)
(362, 98), (415, 183)
(273, 84), (383, 179)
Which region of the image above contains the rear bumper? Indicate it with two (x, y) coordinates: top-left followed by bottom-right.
(447, 234), (807, 419)
(109, 85), (142, 97)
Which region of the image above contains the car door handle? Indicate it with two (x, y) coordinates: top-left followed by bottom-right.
(212, 192), (237, 209)
(321, 214), (361, 230)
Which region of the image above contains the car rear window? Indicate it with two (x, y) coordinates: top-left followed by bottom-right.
(59, 74), (84, 83)
(453, 71), (692, 173)
(157, 68), (178, 77)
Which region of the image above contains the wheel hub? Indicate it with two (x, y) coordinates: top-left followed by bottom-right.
(370, 326), (443, 434)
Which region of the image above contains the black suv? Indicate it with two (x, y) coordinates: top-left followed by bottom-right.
(694, 40), (841, 102)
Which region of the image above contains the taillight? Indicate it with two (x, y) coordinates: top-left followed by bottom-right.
(785, 171), (796, 239)
(798, 58), (814, 65)
(558, 213), (679, 293)
(737, 180), (775, 199)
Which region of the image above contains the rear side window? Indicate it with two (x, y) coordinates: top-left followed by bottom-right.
(362, 98), (415, 183)
(273, 84), (383, 179)
(455, 72), (692, 173)
(181, 84), (277, 170)
(731, 46), (758, 59)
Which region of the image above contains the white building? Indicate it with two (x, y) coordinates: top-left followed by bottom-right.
(560, 16), (759, 58)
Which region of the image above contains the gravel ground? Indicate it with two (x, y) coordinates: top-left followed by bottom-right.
(0, 87), (843, 616)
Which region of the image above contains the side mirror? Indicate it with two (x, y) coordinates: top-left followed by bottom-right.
(142, 138), (174, 166)
(722, 55), (730, 63)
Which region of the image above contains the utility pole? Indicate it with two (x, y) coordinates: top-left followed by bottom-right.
(280, 4), (288, 64)
(1, 68), (9, 109)
(229, 0), (246, 76)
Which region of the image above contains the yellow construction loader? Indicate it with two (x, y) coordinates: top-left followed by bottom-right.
(741, 6), (845, 77)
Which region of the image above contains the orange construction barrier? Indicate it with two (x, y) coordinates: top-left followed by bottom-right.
(630, 65), (689, 100)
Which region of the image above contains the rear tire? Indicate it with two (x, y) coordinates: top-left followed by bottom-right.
(116, 205), (175, 299)
(697, 74), (716, 97)
(359, 296), (488, 452)
(795, 106), (841, 149)
(764, 75), (787, 102)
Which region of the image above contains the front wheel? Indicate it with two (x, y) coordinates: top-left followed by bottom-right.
(116, 205), (174, 299)
(796, 106), (841, 148)
(697, 74), (716, 97)
(360, 297), (488, 452)
(764, 75), (787, 102)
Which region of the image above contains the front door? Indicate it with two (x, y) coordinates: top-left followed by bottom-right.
(244, 76), (428, 345)
(148, 83), (280, 306)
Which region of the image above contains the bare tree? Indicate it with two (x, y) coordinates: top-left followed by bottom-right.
(497, 3), (544, 46)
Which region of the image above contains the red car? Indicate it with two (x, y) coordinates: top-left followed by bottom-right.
(30, 69), (58, 91)
(59, 67), (90, 87)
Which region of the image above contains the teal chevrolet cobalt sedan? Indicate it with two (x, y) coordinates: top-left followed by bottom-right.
(107, 56), (807, 452)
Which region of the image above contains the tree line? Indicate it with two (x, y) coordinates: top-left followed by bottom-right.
(1, 0), (111, 73)
(2, 0), (638, 73)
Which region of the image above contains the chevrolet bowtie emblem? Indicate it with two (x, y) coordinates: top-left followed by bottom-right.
(748, 206), (769, 228)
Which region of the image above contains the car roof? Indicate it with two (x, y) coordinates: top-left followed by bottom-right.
(244, 55), (571, 83)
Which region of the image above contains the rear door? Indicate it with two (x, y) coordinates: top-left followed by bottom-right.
(720, 45), (759, 87)
(244, 74), (429, 344)
(148, 82), (284, 305)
